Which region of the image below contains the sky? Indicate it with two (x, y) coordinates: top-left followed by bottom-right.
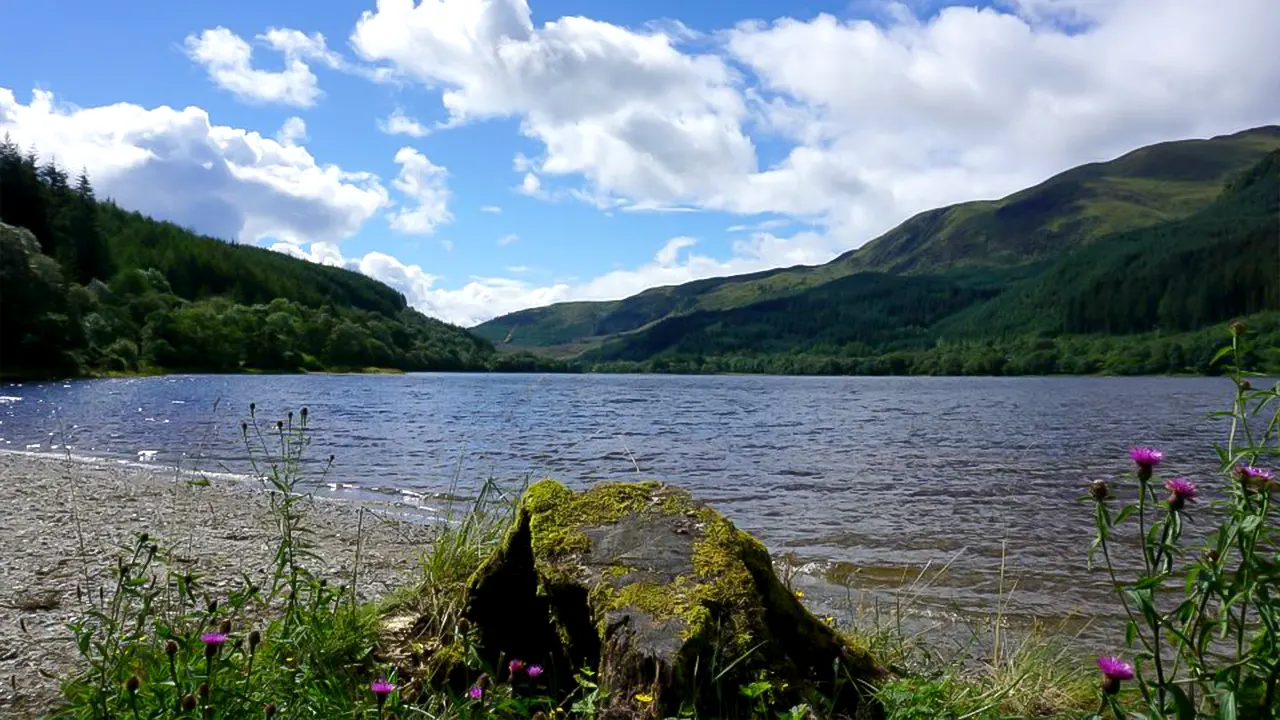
(2, 0), (1278, 327)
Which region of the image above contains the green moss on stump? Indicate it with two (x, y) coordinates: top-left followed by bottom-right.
(466, 479), (884, 719)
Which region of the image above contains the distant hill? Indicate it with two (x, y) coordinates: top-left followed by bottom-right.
(474, 126), (1280, 358)
(0, 136), (543, 378)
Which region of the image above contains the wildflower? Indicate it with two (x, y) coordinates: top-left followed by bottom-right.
(1097, 656), (1135, 695)
(248, 630), (261, 653)
(1236, 465), (1275, 492)
(181, 694), (197, 712)
(263, 704), (277, 718)
(467, 685), (484, 701)
(1129, 447), (1163, 480)
(165, 639), (179, 659)
(794, 590), (805, 599)
(201, 632), (227, 659)
(1164, 478), (1197, 511)
(126, 676), (140, 693)
(634, 693), (655, 704)
(1089, 479), (1112, 501)
(219, 619), (232, 635)
(1231, 320), (1246, 337)
(509, 659), (526, 675)
(372, 678), (396, 704)
(527, 665), (544, 679)
(198, 682), (210, 700)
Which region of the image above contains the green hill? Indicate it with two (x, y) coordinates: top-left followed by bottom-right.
(475, 126), (1280, 354)
(0, 136), (517, 378)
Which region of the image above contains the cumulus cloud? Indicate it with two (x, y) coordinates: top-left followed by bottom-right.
(496, 233), (518, 246)
(184, 27), (322, 107)
(349, 0), (1280, 249)
(185, 26), (393, 107)
(387, 147), (453, 234)
(276, 116), (308, 146)
(351, 0), (756, 208)
(479, 205), (502, 214)
(378, 108), (431, 137)
(0, 87), (389, 246)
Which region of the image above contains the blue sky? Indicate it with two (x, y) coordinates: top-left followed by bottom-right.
(2, 0), (1278, 325)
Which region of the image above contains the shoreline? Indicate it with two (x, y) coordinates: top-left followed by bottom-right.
(0, 452), (435, 719)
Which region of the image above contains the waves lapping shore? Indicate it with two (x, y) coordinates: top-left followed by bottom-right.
(0, 452), (434, 719)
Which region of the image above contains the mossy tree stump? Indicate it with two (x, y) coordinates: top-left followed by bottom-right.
(464, 480), (884, 719)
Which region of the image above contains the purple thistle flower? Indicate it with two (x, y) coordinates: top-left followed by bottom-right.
(1164, 478), (1197, 511)
(527, 664), (544, 679)
(1236, 465), (1276, 492)
(1097, 656), (1135, 695)
(508, 659), (526, 675)
(371, 679), (396, 699)
(201, 632), (228, 647)
(1129, 447), (1163, 480)
(467, 685), (484, 701)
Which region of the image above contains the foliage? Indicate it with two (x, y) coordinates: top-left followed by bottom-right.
(0, 137), (580, 378)
(1085, 327), (1280, 719)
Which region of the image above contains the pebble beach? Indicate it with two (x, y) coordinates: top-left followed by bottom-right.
(0, 452), (434, 719)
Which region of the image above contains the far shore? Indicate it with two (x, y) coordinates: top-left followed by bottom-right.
(0, 452), (434, 719)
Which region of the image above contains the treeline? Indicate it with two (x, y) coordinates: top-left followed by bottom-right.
(0, 137), (568, 378)
(583, 313), (1280, 376)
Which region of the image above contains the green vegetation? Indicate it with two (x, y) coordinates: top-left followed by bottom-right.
(477, 130), (1280, 376)
(1085, 330), (1280, 719)
(0, 137), (571, 378)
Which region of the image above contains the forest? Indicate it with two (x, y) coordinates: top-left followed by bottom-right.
(0, 136), (565, 378)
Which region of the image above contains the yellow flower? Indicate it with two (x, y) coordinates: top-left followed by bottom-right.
(794, 590), (804, 599)
(634, 693), (655, 704)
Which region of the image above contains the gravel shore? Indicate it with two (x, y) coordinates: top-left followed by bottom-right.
(0, 451), (435, 719)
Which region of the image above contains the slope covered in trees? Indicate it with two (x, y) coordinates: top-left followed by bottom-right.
(0, 137), (565, 378)
(475, 126), (1280, 354)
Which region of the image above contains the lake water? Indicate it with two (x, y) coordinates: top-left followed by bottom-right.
(0, 373), (1248, 646)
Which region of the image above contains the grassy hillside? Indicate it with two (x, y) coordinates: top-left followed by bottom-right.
(0, 137), (522, 378)
(475, 126), (1280, 352)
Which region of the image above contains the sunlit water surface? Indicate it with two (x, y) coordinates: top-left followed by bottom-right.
(0, 373), (1251, 647)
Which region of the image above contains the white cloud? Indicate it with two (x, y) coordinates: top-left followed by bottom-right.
(387, 146), (453, 234)
(184, 27), (322, 107)
(517, 172), (543, 197)
(497, 233), (518, 246)
(276, 116), (308, 146)
(378, 108), (431, 137)
(349, 0), (1280, 258)
(0, 87), (389, 246)
(440, 239), (455, 252)
(506, 265), (530, 273)
(351, 0), (756, 208)
(479, 205), (502, 214)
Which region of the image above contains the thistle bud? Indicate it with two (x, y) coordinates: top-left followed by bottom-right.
(126, 676), (141, 693)
(1089, 479), (1111, 501)
(249, 402), (256, 414)
(181, 694), (197, 712)
(249, 630), (261, 653)
(263, 703), (277, 717)
(198, 682), (210, 700)
(219, 619), (232, 635)
(207, 598), (218, 614)
(166, 639), (179, 659)
(276, 420), (284, 431)
(1231, 321), (1246, 337)
(139, 532), (149, 544)
(241, 421), (249, 435)
(300, 407), (308, 420)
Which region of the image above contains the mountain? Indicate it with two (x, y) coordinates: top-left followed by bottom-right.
(474, 126), (1280, 356)
(0, 137), (536, 378)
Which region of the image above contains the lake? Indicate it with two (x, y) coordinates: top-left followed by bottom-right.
(0, 373), (1244, 645)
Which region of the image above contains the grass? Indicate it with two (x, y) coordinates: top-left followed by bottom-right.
(51, 406), (1109, 720)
